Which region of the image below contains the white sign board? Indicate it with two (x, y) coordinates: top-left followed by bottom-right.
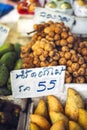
(0, 24), (9, 46)
(34, 7), (75, 29)
(11, 66), (66, 98)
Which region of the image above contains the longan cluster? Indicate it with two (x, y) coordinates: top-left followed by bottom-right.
(32, 39), (60, 67)
(77, 41), (87, 63)
(32, 21), (76, 49)
(20, 41), (35, 68)
(60, 50), (87, 83)
(20, 21), (87, 83)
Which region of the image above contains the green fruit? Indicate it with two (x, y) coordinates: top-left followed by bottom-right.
(14, 43), (21, 58)
(0, 87), (11, 95)
(60, 2), (72, 9)
(47, 1), (57, 8)
(0, 43), (14, 57)
(0, 64), (9, 87)
(54, 0), (62, 1)
(14, 58), (23, 70)
(0, 52), (17, 70)
(0, 60), (2, 66)
(7, 77), (12, 92)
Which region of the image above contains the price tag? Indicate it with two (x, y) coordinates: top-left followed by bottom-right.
(34, 7), (75, 29)
(0, 24), (9, 46)
(11, 66), (66, 98)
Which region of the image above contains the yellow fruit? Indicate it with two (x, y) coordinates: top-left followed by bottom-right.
(78, 109), (87, 130)
(47, 95), (64, 113)
(30, 114), (51, 130)
(77, 0), (86, 6)
(65, 88), (84, 121)
(34, 99), (49, 119)
(69, 121), (83, 130)
(50, 120), (65, 130)
(49, 111), (68, 129)
(28, 4), (35, 12)
(30, 122), (41, 130)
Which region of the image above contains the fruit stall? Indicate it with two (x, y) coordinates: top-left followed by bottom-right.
(0, 0), (87, 130)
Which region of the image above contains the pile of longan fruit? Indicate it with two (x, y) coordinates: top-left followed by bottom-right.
(20, 21), (87, 83)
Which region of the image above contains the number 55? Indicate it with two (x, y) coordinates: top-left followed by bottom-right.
(37, 80), (56, 92)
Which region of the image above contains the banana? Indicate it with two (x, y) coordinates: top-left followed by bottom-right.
(0, 64), (9, 87)
(0, 52), (17, 70)
(0, 43), (14, 57)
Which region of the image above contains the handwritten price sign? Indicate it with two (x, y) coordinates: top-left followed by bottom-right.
(0, 24), (9, 46)
(11, 66), (66, 98)
(34, 8), (75, 29)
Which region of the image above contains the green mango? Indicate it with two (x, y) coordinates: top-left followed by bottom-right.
(14, 58), (23, 70)
(0, 43), (14, 57)
(0, 64), (9, 87)
(0, 60), (2, 66)
(7, 77), (12, 92)
(0, 52), (17, 70)
(0, 87), (11, 95)
(7, 58), (23, 93)
(14, 43), (21, 58)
